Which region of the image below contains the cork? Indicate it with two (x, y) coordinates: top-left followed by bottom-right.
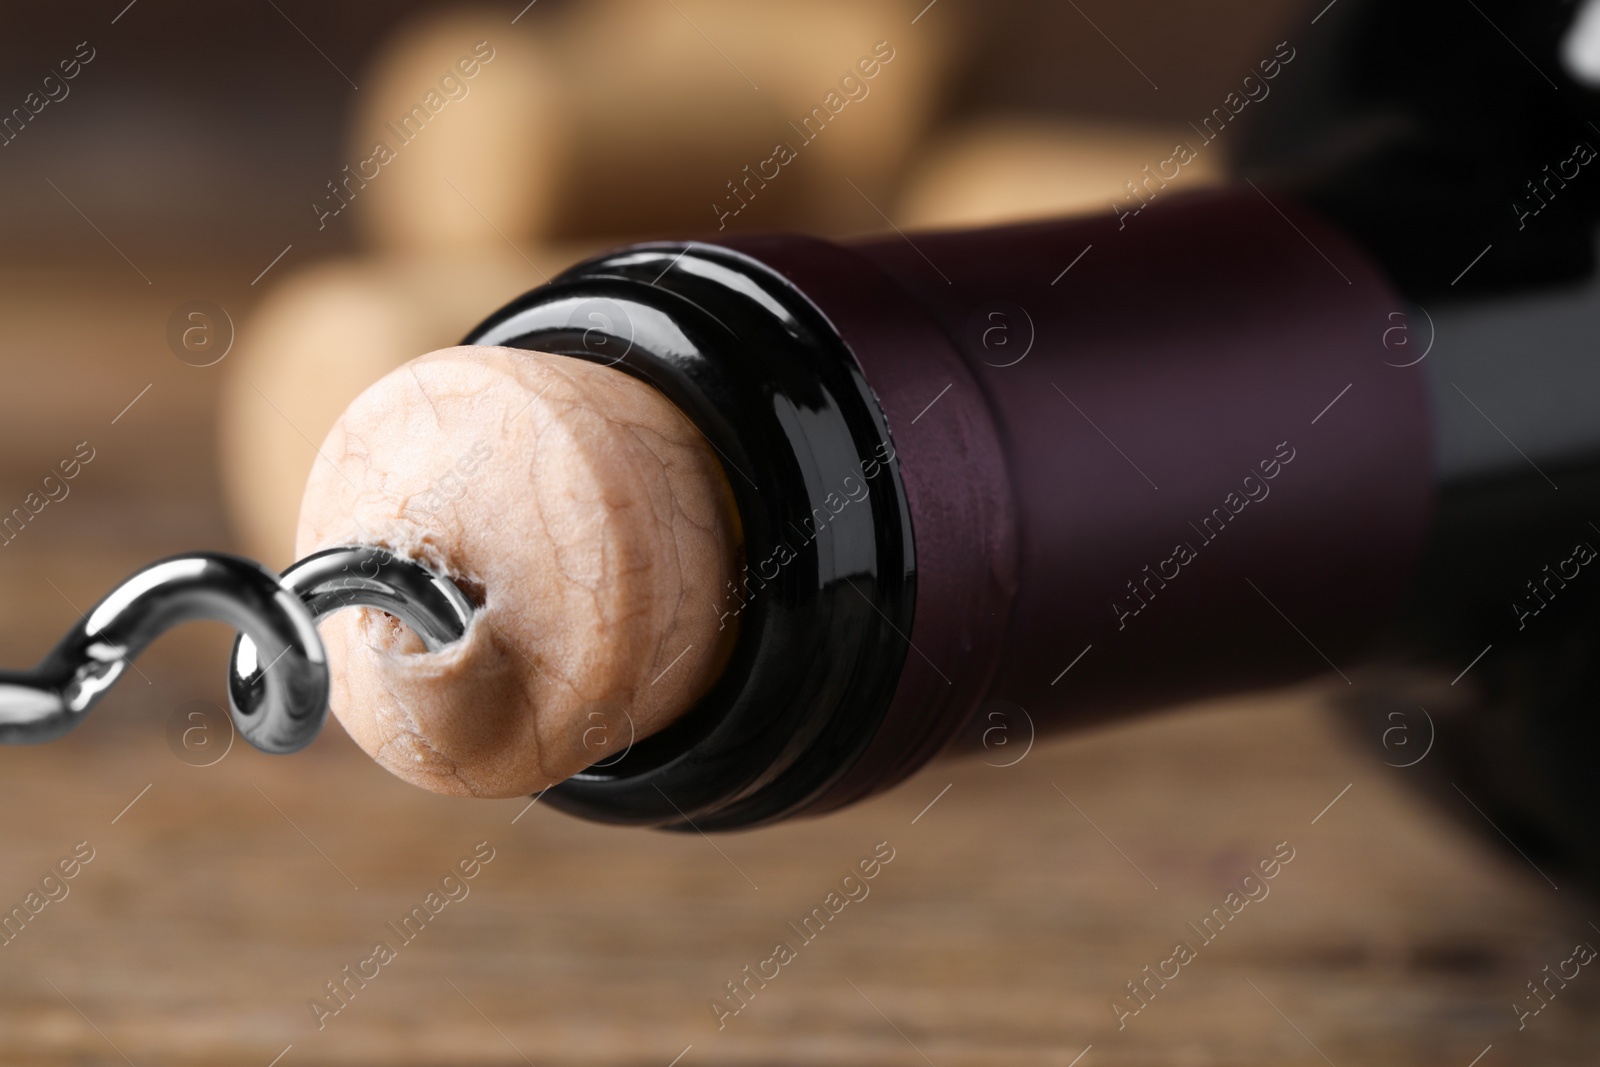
(295, 345), (741, 797)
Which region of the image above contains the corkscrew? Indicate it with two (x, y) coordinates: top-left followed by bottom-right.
(0, 546), (475, 753)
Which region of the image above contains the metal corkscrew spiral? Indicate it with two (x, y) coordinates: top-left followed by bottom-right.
(0, 546), (475, 754)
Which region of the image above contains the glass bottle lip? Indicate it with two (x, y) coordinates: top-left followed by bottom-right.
(462, 239), (917, 831)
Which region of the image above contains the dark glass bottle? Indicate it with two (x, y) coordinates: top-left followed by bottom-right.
(463, 189), (1461, 824)
(453, 0), (1600, 898)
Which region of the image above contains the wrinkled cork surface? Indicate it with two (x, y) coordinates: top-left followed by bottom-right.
(296, 345), (740, 797)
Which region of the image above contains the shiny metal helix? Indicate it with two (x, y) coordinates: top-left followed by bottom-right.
(0, 546), (475, 753)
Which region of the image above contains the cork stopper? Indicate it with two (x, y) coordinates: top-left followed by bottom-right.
(295, 345), (741, 797)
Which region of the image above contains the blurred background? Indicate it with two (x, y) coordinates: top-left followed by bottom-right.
(0, 0), (1595, 1063)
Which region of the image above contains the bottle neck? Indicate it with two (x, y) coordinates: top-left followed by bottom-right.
(459, 189), (1600, 830)
(463, 240), (917, 830)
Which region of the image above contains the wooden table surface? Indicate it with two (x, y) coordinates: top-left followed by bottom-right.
(0, 269), (1595, 1066)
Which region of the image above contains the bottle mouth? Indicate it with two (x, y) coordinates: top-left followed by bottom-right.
(462, 240), (917, 831)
